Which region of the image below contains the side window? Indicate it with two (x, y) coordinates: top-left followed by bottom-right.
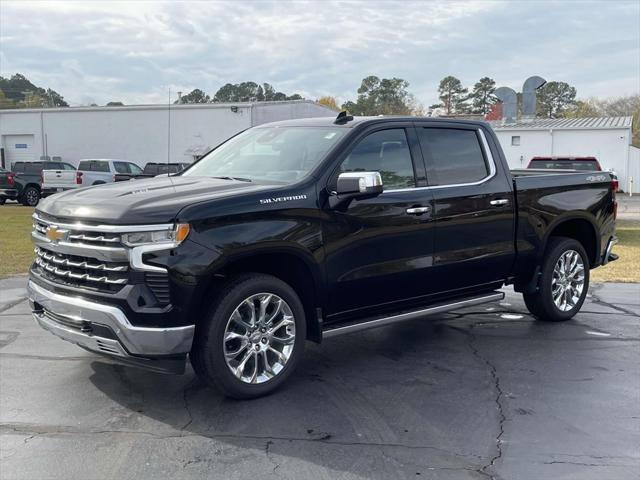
(128, 163), (143, 175)
(339, 129), (415, 189)
(113, 162), (129, 174)
(62, 163), (76, 170)
(78, 161), (90, 171)
(26, 163), (43, 174)
(13, 163), (24, 173)
(94, 161), (110, 172)
(418, 128), (489, 186)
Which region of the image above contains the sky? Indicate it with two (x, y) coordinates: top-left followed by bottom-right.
(0, 0), (639, 107)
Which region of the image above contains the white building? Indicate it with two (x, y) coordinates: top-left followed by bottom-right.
(0, 100), (336, 168)
(492, 116), (637, 193)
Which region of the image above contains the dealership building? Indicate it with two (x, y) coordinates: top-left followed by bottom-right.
(0, 102), (637, 193)
(0, 100), (335, 168)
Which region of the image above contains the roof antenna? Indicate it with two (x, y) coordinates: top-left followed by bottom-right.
(334, 110), (354, 125)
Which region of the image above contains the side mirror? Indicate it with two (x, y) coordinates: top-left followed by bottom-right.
(329, 171), (383, 209)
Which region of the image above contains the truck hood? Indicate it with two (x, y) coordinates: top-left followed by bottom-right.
(36, 176), (277, 224)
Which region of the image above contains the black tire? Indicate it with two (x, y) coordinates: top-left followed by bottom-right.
(0, 198), (5, 205)
(191, 273), (306, 399)
(93, 181), (106, 185)
(523, 237), (590, 322)
(21, 186), (40, 206)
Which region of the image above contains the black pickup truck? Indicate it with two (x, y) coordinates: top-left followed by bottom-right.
(28, 115), (618, 398)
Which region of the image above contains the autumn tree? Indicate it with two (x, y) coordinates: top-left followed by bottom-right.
(317, 96), (339, 111)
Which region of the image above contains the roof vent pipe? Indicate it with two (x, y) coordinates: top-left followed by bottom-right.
(495, 87), (517, 125)
(522, 76), (546, 121)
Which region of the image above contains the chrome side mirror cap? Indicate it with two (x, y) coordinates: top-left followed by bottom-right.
(336, 171), (383, 195)
(329, 171), (383, 209)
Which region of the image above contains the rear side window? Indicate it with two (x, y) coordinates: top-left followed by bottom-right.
(13, 163), (24, 173)
(339, 129), (415, 189)
(78, 161), (91, 170)
(418, 128), (489, 186)
(128, 163), (143, 174)
(92, 161), (110, 172)
(25, 162), (44, 174)
(62, 163), (76, 170)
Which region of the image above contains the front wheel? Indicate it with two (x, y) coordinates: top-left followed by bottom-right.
(523, 237), (590, 322)
(190, 274), (306, 399)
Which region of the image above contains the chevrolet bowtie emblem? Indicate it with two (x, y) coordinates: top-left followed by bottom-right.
(46, 226), (67, 243)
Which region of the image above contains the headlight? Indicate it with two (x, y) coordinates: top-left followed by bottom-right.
(121, 223), (190, 247)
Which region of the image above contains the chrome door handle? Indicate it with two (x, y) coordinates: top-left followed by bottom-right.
(406, 206), (431, 215)
(490, 199), (510, 206)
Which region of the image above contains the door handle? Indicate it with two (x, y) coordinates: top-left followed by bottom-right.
(406, 206), (431, 215)
(490, 199), (510, 206)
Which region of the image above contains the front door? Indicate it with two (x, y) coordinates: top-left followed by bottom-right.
(323, 126), (435, 320)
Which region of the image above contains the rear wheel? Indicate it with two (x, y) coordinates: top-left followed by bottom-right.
(191, 274), (306, 399)
(21, 186), (40, 206)
(523, 237), (589, 322)
(0, 198), (5, 205)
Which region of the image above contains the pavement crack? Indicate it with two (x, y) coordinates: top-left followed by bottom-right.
(589, 286), (638, 317)
(449, 325), (506, 480)
(180, 380), (198, 431)
(265, 440), (283, 477)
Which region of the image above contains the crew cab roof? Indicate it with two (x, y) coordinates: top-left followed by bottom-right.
(260, 116), (490, 129)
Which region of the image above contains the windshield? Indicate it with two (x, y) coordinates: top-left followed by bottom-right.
(183, 126), (347, 183)
(529, 160), (599, 171)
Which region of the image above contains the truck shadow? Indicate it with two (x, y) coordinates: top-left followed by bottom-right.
(87, 297), (605, 477)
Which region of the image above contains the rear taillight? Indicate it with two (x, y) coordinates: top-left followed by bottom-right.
(112, 174), (116, 182)
(7, 173), (14, 187)
(611, 178), (619, 193)
(76, 171), (83, 184)
(39, 171), (43, 184)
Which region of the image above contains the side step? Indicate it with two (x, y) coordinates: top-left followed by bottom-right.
(323, 291), (505, 338)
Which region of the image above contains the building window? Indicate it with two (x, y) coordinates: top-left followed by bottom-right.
(511, 135), (521, 146)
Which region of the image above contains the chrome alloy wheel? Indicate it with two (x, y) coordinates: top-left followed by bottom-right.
(223, 293), (296, 384)
(552, 250), (585, 312)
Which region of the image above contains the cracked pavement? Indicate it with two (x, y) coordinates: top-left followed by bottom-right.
(0, 276), (638, 479)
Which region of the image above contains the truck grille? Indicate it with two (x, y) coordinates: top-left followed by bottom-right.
(33, 217), (122, 247)
(34, 247), (129, 292)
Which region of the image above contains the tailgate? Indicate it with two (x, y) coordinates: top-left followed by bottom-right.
(42, 169), (76, 188)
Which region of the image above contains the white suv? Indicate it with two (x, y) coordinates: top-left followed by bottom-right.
(77, 159), (143, 186)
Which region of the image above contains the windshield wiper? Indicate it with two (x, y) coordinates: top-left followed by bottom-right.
(211, 176), (252, 182)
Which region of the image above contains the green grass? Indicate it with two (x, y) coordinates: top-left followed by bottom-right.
(0, 204), (638, 282)
(0, 204), (35, 277)
(591, 220), (640, 283)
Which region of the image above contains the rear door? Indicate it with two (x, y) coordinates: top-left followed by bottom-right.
(416, 123), (515, 294)
(323, 125), (436, 318)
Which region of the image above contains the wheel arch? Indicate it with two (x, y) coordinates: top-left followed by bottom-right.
(541, 215), (600, 268)
(190, 247), (325, 343)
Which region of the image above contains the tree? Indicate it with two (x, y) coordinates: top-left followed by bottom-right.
(341, 75), (419, 115)
(435, 76), (468, 114)
(0, 90), (15, 109)
(469, 77), (497, 115)
(212, 81), (302, 102)
(317, 96), (339, 111)
(536, 81), (576, 118)
(178, 88), (210, 104)
(106, 101), (125, 106)
(564, 99), (600, 118)
(0, 74), (68, 107)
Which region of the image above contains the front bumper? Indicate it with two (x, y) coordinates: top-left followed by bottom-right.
(28, 280), (194, 373)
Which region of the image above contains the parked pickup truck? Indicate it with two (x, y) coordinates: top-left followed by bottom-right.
(5, 161), (76, 206)
(41, 164), (78, 197)
(28, 115), (618, 398)
(76, 159), (143, 186)
(0, 168), (18, 205)
(114, 162), (190, 182)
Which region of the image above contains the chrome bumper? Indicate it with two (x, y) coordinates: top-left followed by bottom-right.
(28, 281), (194, 370)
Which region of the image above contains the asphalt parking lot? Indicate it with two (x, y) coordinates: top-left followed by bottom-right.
(0, 276), (638, 480)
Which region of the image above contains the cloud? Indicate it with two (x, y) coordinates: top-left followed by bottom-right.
(0, 0), (638, 106)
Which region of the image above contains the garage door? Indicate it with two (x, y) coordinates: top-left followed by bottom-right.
(3, 134), (36, 165)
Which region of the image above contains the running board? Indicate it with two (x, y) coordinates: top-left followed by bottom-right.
(323, 292), (505, 338)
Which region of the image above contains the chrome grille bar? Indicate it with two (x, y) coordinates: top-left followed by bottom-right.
(35, 256), (127, 285)
(35, 247), (128, 272)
